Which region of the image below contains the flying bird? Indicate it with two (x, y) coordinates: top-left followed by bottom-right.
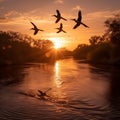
(71, 10), (89, 29)
(52, 9), (67, 23)
(30, 22), (44, 35)
(56, 23), (67, 33)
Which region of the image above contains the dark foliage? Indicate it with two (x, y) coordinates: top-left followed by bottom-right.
(0, 31), (54, 65)
(73, 14), (120, 65)
(0, 31), (72, 65)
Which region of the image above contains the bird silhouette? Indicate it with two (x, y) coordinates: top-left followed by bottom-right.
(71, 10), (89, 29)
(38, 90), (48, 96)
(52, 10), (67, 23)
(37, 89), (51, 100)
(56, 23), (67, 33)
(30, 22), (44, 35)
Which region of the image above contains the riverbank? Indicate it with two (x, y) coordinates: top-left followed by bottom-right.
(74, 58), (120, 67)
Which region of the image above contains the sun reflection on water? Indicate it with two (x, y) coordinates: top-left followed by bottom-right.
(53, 61), (66, 99)
(54, 61), (62, 88)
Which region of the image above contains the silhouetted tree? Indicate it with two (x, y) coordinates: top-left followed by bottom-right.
(87, 43), (111, 63)
(104, 14), (120, 64)
(73, 14), (120, 65)
(0, 31), (71, 65)
(73, 44), (90, 59)
(0, 31), (56, 65)
(104, 14), (120, 46)
(89, 36), (104, 45)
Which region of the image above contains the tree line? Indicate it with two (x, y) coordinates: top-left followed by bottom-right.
(73, 14), (120, 65)
(0, 14), (120, 65)
(0, 31), (71, 65)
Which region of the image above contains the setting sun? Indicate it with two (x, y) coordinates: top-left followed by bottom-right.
(54, 42), (61, 49)
(49, 37), (65, 49)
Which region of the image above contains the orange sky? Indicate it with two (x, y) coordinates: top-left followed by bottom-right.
(0, 0), (120, 50)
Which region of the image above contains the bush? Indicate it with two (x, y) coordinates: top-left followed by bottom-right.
(87, 43), (111, 63)
(0, 31), (54, 65)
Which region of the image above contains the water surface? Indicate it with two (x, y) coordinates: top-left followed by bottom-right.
(0, 58), (120, 120)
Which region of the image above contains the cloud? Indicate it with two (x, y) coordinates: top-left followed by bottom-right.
(5, 11), (21, 18)
(83, 9), (120, 35)
(0, 17), (7, 23)
(0, 9), (53, 26)
(72, 5), (82, 11)
(87, 9), (120, 20)
(0, 11), (20, 23)
(0, 11), (24, 24)
(54, 0), (64, 4)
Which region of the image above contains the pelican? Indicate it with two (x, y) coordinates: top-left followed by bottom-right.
(52, 9), (67, 23)
(71, 10), (89, 29)
(56, 23), (66, 33)
(30, 22), (44, 35)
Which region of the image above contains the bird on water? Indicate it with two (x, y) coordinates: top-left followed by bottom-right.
(37, 88), (51, 99)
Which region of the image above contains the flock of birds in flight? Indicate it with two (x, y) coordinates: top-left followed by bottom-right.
(30, 10), (89, 35)
(20, 10), (89, 100)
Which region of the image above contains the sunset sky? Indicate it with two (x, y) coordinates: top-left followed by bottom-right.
(0, 0), (120, 50)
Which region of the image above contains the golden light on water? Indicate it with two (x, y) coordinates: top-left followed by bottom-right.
(54, 61), (62, 88)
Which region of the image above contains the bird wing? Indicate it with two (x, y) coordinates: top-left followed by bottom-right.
(77, 10), (82, 21)
(56, 30), (61, 33)
(38, 90), (45, 95)
(60, 23), (63, 29)
(56, 9), (61, 16)
(31, 22), (37, 29)
(62, 30), (67, 33)
(70, 19), (77, 23)
(73, 22), (80, 29)
(39, 29), (44, 31)
(81, 22), (89, 28)
(34, 30), (38, 35)
(55, 18), (60, 23)
(61, 17), (67, 21)
(45, 88), (52, 93)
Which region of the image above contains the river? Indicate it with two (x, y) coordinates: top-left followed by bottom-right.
(0, 58), (120, 120)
